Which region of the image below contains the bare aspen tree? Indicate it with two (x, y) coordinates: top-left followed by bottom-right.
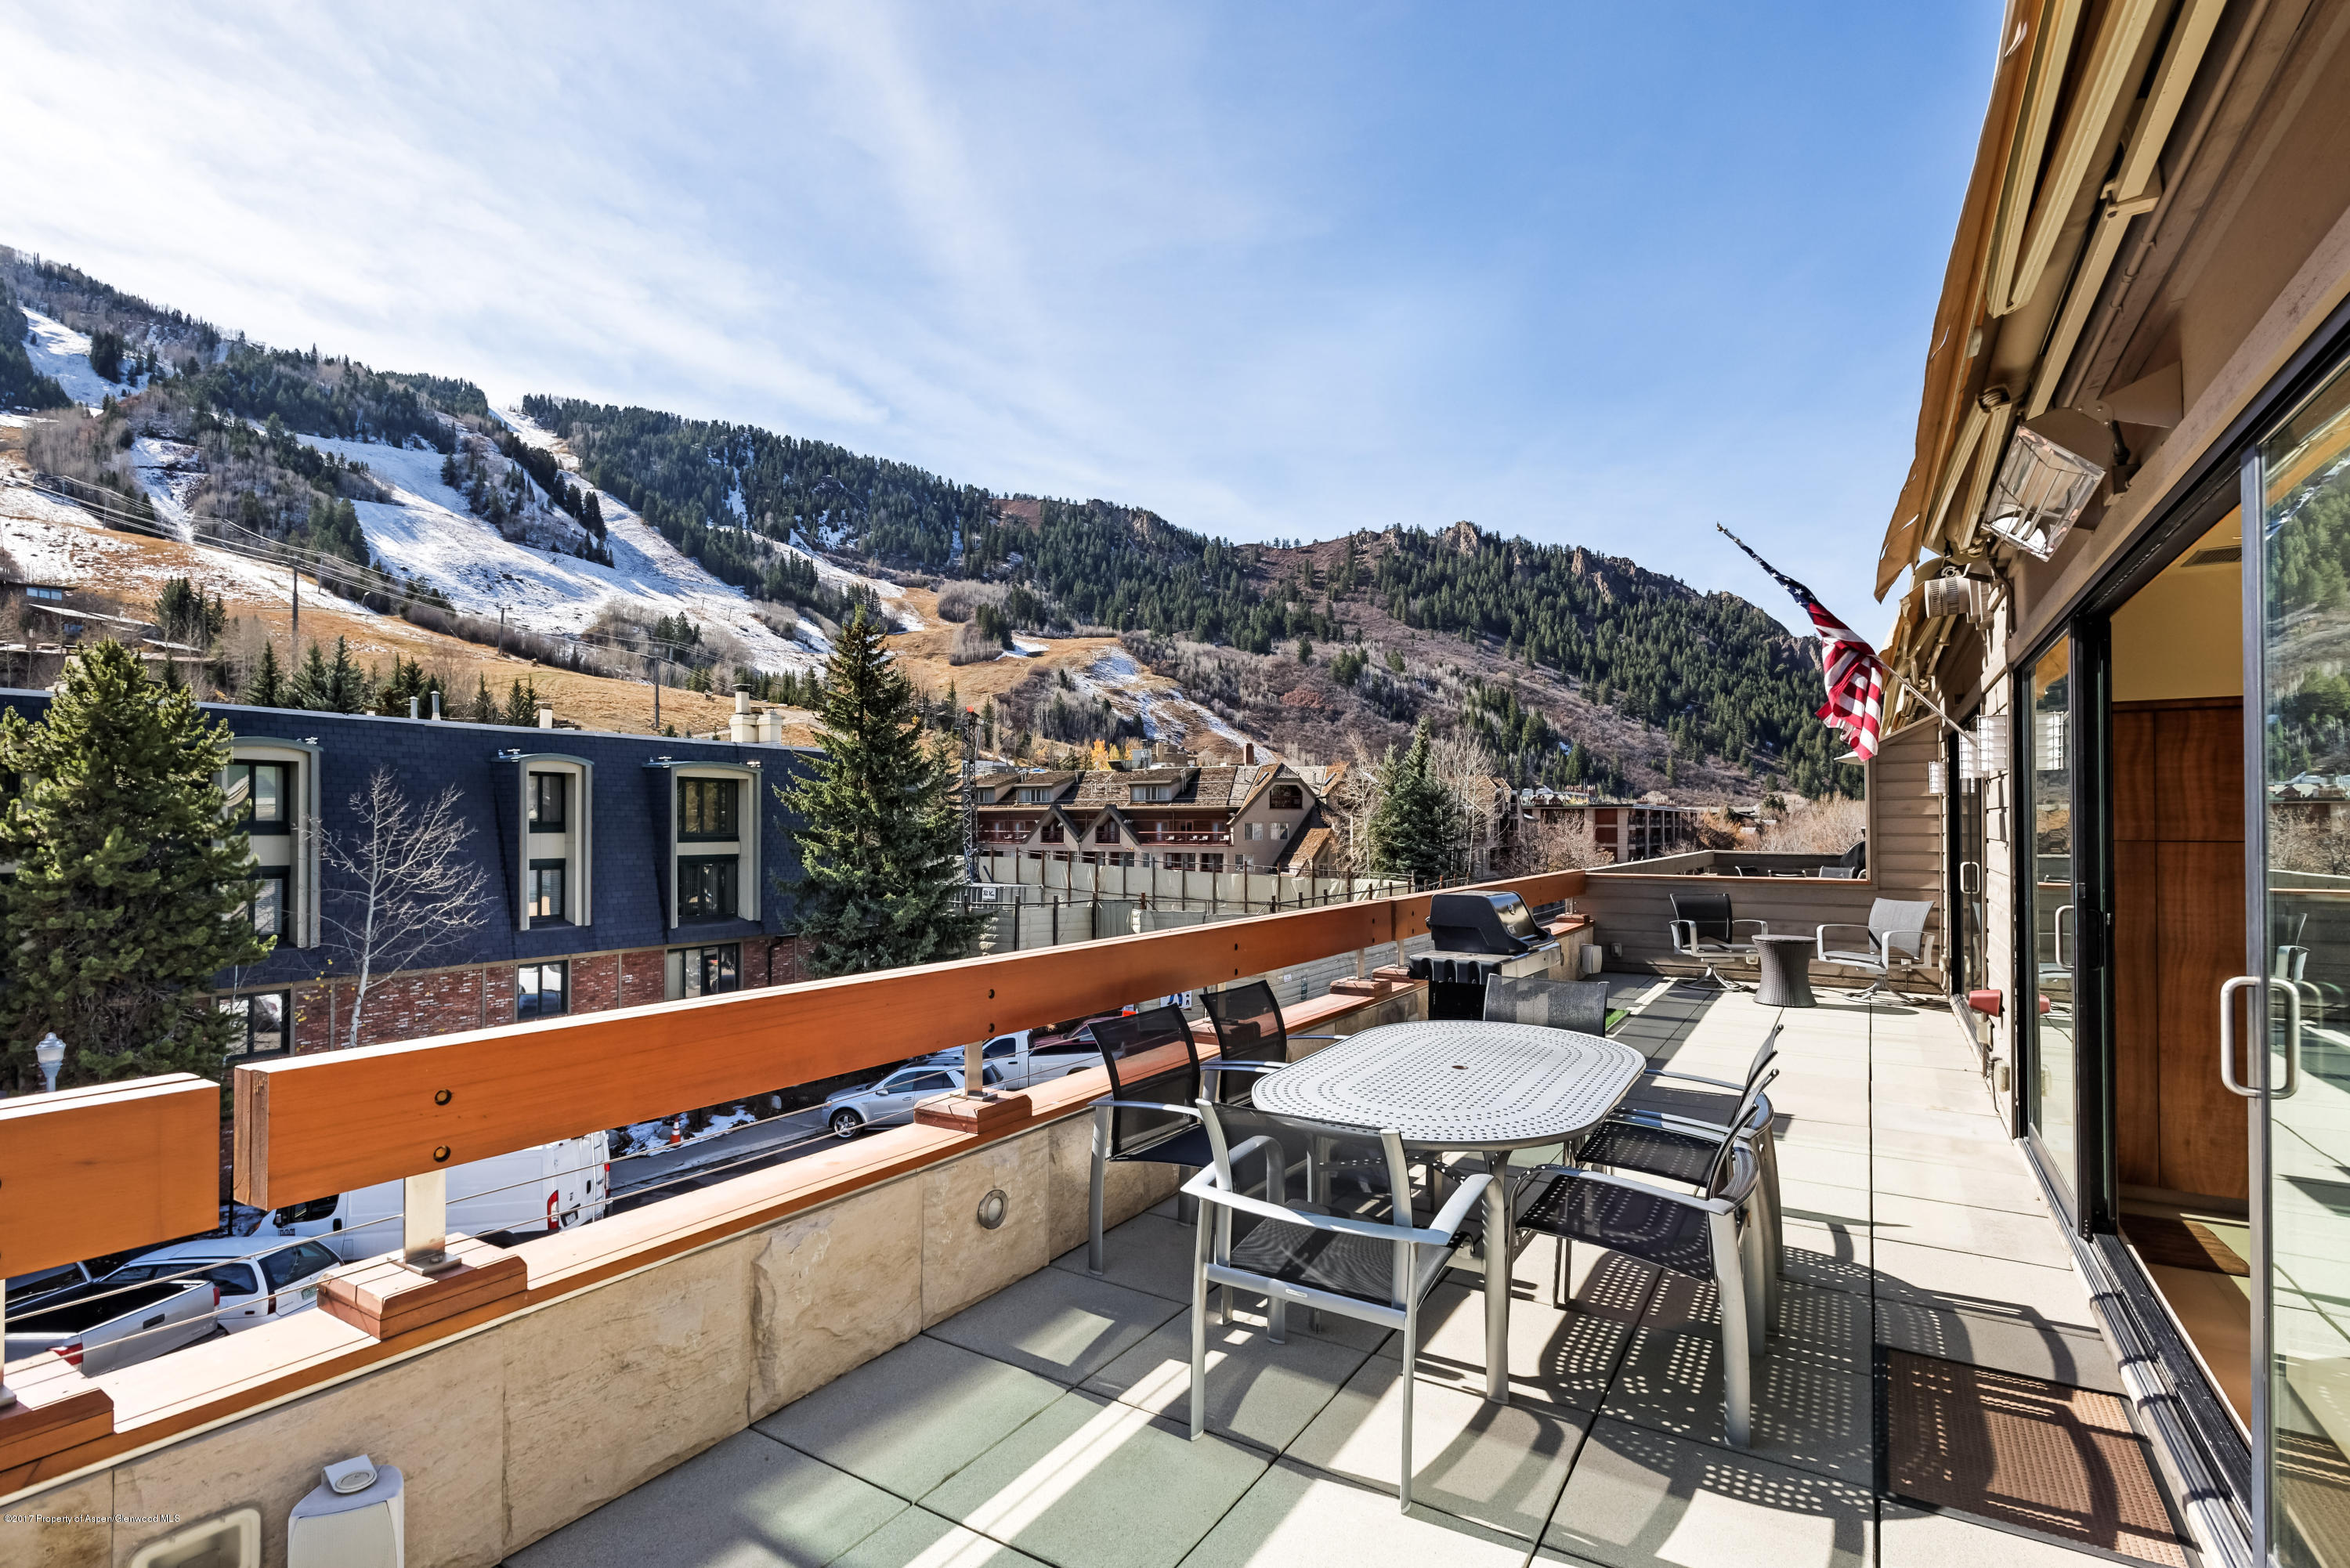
(321, 767), (490, 1049)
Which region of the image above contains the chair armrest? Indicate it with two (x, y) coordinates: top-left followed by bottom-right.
(1181, 1165), (1487, 1246)
(1879, 929), (1934, 966)
(1527, 1163), (1737, 1216)
(1097, 1098), (1203, 1118)
(1637, 1065), (1745, 1091)
(1815, 923), (1874, 963)
(1286, 1034), (1340, 1042)
(1200, 1060), (1285, 1074)
(1667, 919), (1695, 955)
(1426, 1172), (1495, 1240)
(1730, 919), (1771, 938)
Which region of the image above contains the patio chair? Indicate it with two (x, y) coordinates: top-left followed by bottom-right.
(1513, 1141), (1769, 1447)
(1815, 898), (1936, 999)
(1184, 1098), (1489, 1512)
(1198, 981), (1336, 1104)
(1087, 1005), (1217, 1274)
(1668, 892), (1768, 992)
(1481, 974), (1613, 1034)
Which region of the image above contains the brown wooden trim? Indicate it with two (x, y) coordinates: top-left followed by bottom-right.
(320, 1236), (526, 1339)
(2112, 697), (2245, 713)
(0, 1076), (220, 1277)
(0, 980), (1422, 1501)
(0, 1385), (110, 1474)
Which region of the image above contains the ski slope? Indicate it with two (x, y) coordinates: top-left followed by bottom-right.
(20, 309), (132, 407)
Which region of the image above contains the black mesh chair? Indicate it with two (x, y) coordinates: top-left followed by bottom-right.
(1185, 1098), (1489, 1512)
(1513, 1141), (1766, 1447)
(1087, 1005), (1217, 1274)
(1482, 974), (1611, 1034)
(1198, 981), (1336, 1104)
(1668, 891), (1768, 992)
(1578, 1026), (1785, 1326)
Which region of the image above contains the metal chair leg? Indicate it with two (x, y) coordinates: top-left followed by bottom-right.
(1088, 1107), (1112, 1275)
(1397, 1311), (1418, 1512)
(1190, 1233), (1209, 1440)
(1714, 1209), (1753, 1449)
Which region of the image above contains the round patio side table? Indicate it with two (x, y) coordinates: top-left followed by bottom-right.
(1752, 935), (1817, 1008)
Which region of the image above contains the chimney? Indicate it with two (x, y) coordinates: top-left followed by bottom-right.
(430, 690), (442, 720)
(407, 695), (419, 720)
(537, 704), (555, 729)
(757, 708), (782, 745)
(1244, 742), (1256, 764)
(730, 685), (757, 743)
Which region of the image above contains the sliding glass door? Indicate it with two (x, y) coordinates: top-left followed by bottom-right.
(2252, 355), (2350, 1566)
(2026, 640), (2081, 1207)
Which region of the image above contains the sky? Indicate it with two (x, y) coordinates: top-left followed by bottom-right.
(0, 2), (2000, 630)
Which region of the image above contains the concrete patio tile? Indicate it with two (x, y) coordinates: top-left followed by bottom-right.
(1539, 1417), (1874, 1568)
(1777, 1176), (1871, 1228)
(1865, 1130), (2026, 1170)
(1781, 1212), (1871, 1282)
(1869, 1151), (2050, 1215)
(1871, 1238), (2097, 1331)
(1873, 1064), (1998, 1110)
(1869, 1194), (2074, 1270)
(1179, 1457), (1537, 1568)
(1872, 1299), (2123, 1393)
(1774, 1118), (1871, 1154)
(1052, 1212), (1200, 1303)
(921, 1389), (1268, 1568)
(1409, 1245), (1658, 1409)
(1872, 1104), (2010, 1143)
(1764, 1089), (1871, 1129)
(1601, 1325), (1875, 1484)
(833, 1507), (1053, 1568)
(1285, 1353), (1591, 1541)
(1877, 1500), (2124, 1565)
(1641, 1272), (1871, 1378)
(1772, 1144), (1871, 1190)
(508, 1430), (906, 1568)
(927, 1265), (1184, 1385)
(757, 1334), (1065, 1501)
(1081, 1307), (1372, 1453)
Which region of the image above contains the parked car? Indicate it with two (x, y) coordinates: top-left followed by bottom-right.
(5, 1259), (118, 1316)
(97, 1237), (343, 1334)
(4, 1274), (219, 1375)
(261, 1133), (611, 1262)
(918, 1026), (1107, 1089)
(826, 1063), (1005, 1138)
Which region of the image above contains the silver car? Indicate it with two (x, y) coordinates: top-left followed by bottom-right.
(826, 1063), (1003, 1138)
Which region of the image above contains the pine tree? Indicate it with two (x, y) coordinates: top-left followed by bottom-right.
(1365, 721), (1464, 886)
(779, 605), (985, 977)
(503, 678), (540, 728)
(248, 640), (287, 708)
(287, 640), (332, 710)
(468, 674), (497, 724)
(325, 637), (366, 714)
(0, 642), (272, 1088)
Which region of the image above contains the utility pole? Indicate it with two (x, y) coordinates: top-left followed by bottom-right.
(961, 706), (979, 882)
(651, 651), (662, 733)
(497, 605), (507, 657)
(290, 561), (300, 653)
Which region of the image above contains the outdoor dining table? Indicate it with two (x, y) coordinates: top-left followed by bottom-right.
(1248, 1017), (1647, 1403)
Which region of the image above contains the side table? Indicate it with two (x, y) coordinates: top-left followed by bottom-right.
(1752, 935), (1817, 1008)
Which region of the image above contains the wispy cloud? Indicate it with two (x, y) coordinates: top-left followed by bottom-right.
(0, 1), (1993, 623)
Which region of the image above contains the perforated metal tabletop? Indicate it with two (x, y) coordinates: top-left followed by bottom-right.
(1250, 1020), (1647, 1151)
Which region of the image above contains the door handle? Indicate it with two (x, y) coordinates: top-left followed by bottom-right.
(2053, 905), (2074, 969)
(2221, 975), (2264, 1097)
(1959, 861), (1980, 894)
(2280, 979), (2309, 1099)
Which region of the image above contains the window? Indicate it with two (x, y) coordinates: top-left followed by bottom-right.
(1202, 854), (1225, 873)
(248, 866), (289, 941)
(1018, 786), (1055, 804)
(223, 761), (290, 835)
(679, 855), (739, 922)
(889, 1069), (956, 1096)
(1273, 822), (1289, 840)
(1245, 822), (1264, 840)
(105, 1260), (256, 1295)
(1094, 819), (1119, 844)
(219, 992), (291, 1060)
(1268, 783), (1303, 811)
(1133, 784), (1174, 803)
(26, 586), (62, 602)
(261, 1241), (339, 1290)
(517, 961), (569, 1019)
(1166, 852), (1195, 870)
(1039, 818), (1065, 844)
(529, 771), (568, 829)
(529, 860), (566, 922)
(678, 777), (739, 840)
(667, 943), (741, 1000)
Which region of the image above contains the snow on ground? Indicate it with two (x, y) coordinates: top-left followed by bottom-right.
(132, 437), (204, 540)
(19, 309), (128, 409)
(0, 469), (306, 613)
(1006, 636), (1048, 657)
(300, 434), (822, 673)
(1077, 646), (1257, 754)
(498, 405), (920, 633)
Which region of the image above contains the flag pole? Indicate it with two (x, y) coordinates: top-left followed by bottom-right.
(1887, 668), (1962, 733)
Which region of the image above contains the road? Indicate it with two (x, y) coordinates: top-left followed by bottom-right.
(602, 1105), (841, 1216)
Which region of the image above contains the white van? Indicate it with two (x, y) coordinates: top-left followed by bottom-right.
(262, 1133), (610, 1262)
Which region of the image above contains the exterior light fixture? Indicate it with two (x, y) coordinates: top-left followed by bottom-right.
(1926, 761), (1947, 797)
(34, 1031), (65, 1093)
(1973, 714), (2010, 776)
(1980, 427), (2104, 560)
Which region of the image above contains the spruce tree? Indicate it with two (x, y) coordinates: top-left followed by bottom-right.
(324, 637), (366, 713)
(247, 639), (287, 708)
(0, 642), (271, 1089)
(779, 605), (983, 977)
(503, 677), (540, 727)
(1365, 721), (1465, 887)
(287, 640), (332, 709)
(468, 674), (497, 723)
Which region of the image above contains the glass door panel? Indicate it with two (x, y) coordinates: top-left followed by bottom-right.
(2259, 356), (2350, 1566)
(1956, 725), (1989, 995)
(2027, 640), (2078, 1197)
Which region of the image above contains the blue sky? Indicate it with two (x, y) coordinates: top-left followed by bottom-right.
(1, 2), (1998, 628)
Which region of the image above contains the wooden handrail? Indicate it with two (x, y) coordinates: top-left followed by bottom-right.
(1, 1075), (221, 1277)
(233, 870), (1582, 1210)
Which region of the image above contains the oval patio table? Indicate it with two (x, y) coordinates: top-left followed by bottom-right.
(1250, 1018), (1647, 1404)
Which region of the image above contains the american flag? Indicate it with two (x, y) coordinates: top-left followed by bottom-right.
(1717, 525), (1888, 762)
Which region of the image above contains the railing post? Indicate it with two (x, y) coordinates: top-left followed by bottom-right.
(403, 1170), (459, 1274)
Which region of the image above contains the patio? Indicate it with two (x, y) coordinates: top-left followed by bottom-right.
(508, 979), (2142, 1568)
